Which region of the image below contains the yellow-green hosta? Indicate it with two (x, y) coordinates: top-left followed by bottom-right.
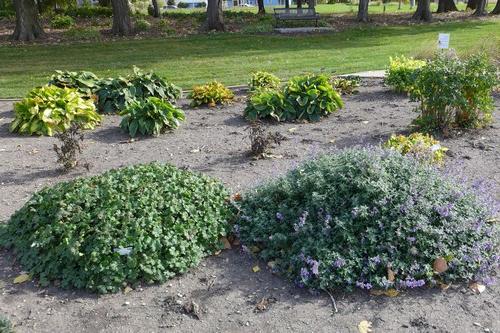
(10, 85), (101, 136)
(385, 55), (426, 93)
(384, 132), (447, 165)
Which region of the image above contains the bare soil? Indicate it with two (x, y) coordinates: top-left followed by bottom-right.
(0, 80), (499, 332)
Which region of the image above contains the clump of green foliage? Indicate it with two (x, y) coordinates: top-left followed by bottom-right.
(0, 163), (234, 293)
(96, 67), (181, 113)
(49, 70), (101, 97)
(63, 27), (101, 41)
(120, 97), (185, 137)
(50, 14), (75, 29)
(383, 132), (447, 165)
(385, 56), (426, 93)
(10, 86), (101, 136)
(248, 71), (281, 91)
(244, 74), (343, 122)
(0, 315), (14, 333)
(411, 53), (498, 132)
(64, 5), (113, 18)
(135, 18), (151, 31)
(188, 81), (234, 107)
(330, 75), (360, 95)
(237, 147), (499, 291)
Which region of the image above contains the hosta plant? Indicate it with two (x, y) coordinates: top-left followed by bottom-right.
(330, 75), (360, 95)
(248, 71), (281, 91)
(0, 163), (234, 293)
(385, 56), (426, 93)
(188, 81), (234, 107)
(10, 86), (101, 136)
(237, 147), (499, 292)
(383, 133), (448, 165)
(411, 53), (498, 132)
(50, 14), (74, 28)
(120, 97), (185, 137)
(244, 89), (292, 121)
(48, 70), (101, 97)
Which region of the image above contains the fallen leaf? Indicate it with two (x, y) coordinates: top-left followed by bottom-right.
(220, 237), (232, 250)
(254, 297), (277, 313)
(13, 273), (30, 284)
(438, 282), (450, 290)
(231, 238), (241, 246)
(387, 268), (395, 282)
(267, 261), (276, 269)
(288, 127), (297, 133)
(250, 245), (261, 253)
(213, 250), (222, 256)
(469, 282), (486, 294)
(232, 193), (242, 201)
(252, 265), (261, 273)
(124, 286), (133, 293)
(433, 257), (448, 273)
(358, 320), (373, 333)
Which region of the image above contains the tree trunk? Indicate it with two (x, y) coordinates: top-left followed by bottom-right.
(111, 0), (132, 35)
(436, 0), (458, 12)
(206, 0), (224, 31)
(285, 0), (289, 8)
(307, 0), (315, 8)
(466, 0), (478, 10)
(412, 0), (432, 21)
(257, 0), (265, 14)
(12, 0), (44, 41)
(151, 0), (160, 17)
(473, 0), (487, 14)
(491, 0), (500, 14)
(357, 0), (369, 22)
(297, 0), (302, 8)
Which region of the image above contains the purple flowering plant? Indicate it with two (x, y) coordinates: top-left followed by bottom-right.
(237, 148), (499, 291)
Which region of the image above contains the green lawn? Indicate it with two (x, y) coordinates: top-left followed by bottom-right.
(0, 18), (498, 97)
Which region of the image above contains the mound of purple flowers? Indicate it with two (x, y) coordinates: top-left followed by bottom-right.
(237, 147), (499, 291)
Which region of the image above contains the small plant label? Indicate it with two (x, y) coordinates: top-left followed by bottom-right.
(114, 247), (132, 256)
(438, 33), (450, 49)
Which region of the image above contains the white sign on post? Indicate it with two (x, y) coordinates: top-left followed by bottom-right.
(438, 33), (450, 49)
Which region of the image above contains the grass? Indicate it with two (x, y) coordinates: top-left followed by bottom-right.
(0, 18), (498, 97)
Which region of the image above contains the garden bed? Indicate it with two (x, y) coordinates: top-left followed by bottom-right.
(0, 79), (499, 332)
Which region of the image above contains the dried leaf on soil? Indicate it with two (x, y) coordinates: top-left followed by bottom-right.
(358, 320), (373, 333)
(254, 297), (277, 313)
(13, 273), (30, 284)
(469, 282), (486, 294)
(252, 265), (261, 273)
(220, 237), (232, 250)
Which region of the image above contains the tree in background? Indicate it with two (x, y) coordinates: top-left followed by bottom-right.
(412, 0), (432, 21)
(358, 0), (369, 22)
(151, 0), (160, 17)
(492, 0), (500, 14)
(111, 0), (132, 35)
(205, 0), (224, 31)
(257, 0), (265, 14)
(436, 0), (457, 12)
(12, 0), (44, 41)
(473, 0), (488, 15)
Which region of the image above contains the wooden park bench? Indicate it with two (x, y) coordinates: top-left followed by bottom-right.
(273, 8), (320, 28)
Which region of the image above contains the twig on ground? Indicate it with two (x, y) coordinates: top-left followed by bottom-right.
(325, 289), (338, 313)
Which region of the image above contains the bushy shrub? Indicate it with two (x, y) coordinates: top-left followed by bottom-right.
(50, 14), (74, 29)
(0, 315), (14, 333)
(237, 148), (499, 291)
(188, 81), (234, 107)
(10, 86), (101, 136)
(96, 67), (181, 113)
(63, 27), (101, 41)
(135, 18), (151, 31)
(385, 56), (426, 93)
(248, 71), (281, 91)
(120, 97), (185, 137)
(0, 163), (234, 293)
(411, 53), (498, 132)
(177, 2), (189, 8)
(383, 133), (447, 165)
(49, 70), (101, 96)
(330, 75), (360, 95)
(64, 5), (113, 18)
(245, 74), (343, 122)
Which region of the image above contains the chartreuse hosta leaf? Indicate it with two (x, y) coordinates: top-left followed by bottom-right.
(10, 85), (101, 136)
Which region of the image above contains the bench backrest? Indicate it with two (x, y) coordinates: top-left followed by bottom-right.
(274, 8), (317, 16)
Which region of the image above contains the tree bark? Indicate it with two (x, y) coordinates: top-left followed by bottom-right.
(307, 0), (315, 9)
(257, 0), (265, 14)
(357, 0), (369, 22)
(12, 0), (44, 41)
(205, 0), (224, 31)
(151, 0), (160, 17)
(436, 0), (458, 12)
(285, 0), (289, 8)
(466, 0), (478, 10)
(297, 0), (302, 8)
(111, 0), (132, 35)
(491, 0), (500, 14)
(412, 0), (432, 21)
(473, 0), (487, 15)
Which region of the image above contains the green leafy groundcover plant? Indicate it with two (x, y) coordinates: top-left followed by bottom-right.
(120, 97), (185, 137)
(0, 163), (234, 293)
(10, 86), (101, 136)
(0, 315), (14, 333)
(49, 70), (101, 97)
(385, 55), (426, 93)
(237, 148), (499, 291)
(244, 74), (343, 122)
(248, 71), (281, 91)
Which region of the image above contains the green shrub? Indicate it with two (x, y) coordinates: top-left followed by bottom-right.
(248, 71), (281, 91)
(96, 67), (181, 113)
(0, 315), (13, 333)
(50, 14), (74, 29)
(63, 27), (101, 41)
(383, 132), (447, 165)
(411, 53), (498, 132)
(244, 89), (291, 122)
(135, 18), (151, 31)
(237, 148), (499, 292)
(120, 97), (185, 137)
(10, 86), (101, 136)
(48, 70), (101, 96)
(64, 5), (113, 18)
(0, 163), (234, 293)
(188, 81), (234, 107)
(0, 9), (15, 18)
(385, 56), (426, 93)
(330, 75), (360, 95)
(177, 2), (189, 8)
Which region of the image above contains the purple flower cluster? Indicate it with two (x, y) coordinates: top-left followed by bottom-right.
(293, 211), (309, 231)
(435, 203), (454, 218)
(369, 256), (381, 265)
(306, 257), (320, 276)
(276, 212), (284, 221)
(356, 281), (373, 290)
(333, 258), (345, 268)
(400, 278), (425, 288)
(300, 267), (310, 281)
